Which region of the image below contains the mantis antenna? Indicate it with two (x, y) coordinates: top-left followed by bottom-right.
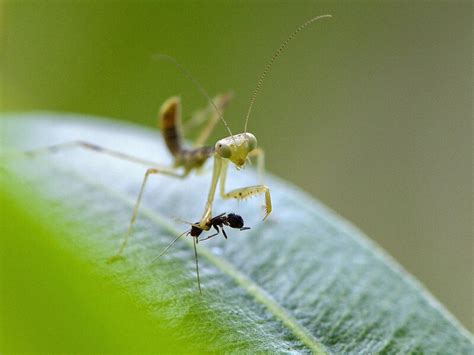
(153, 54), (234, 139)
(244, 14), (332, 133)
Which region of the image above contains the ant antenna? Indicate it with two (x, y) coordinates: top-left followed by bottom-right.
(150, 230), (187, 264)
(153, 54), (235, 139)
(173, 217), (194, 226)
(244, 14), (332, 133)
(150, 230), (203, 295)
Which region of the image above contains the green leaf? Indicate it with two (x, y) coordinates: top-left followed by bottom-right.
(1, 113), (472, 353)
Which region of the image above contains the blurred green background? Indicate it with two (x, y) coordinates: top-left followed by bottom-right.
(1, 0), (472, 333)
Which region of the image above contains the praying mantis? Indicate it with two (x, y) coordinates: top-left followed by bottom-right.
(13, 15), (332, 264)
(111, 14), (332, 261)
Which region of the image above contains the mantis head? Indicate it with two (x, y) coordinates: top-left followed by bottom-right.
(215, 15), (331, 169)
(215, 133), (257, 168)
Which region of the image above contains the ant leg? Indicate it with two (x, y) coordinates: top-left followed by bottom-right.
(108, 167), (187, 262)
(219, 159), (272, 220)
(211, 224), (227, 239)
(199, 232), (220, 242)
(248, 147), (265, 184)
(9, 140), (162, 168)
(188, 92), (233, 147)
(221, 227), (228, 239)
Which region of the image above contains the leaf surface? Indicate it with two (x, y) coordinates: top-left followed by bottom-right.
(1, 113), (472, 353)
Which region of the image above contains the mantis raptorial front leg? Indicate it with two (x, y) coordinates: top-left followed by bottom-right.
(248, 147), (265, 184)
(199, 154), (223, 225)
(219, 158), (272, 219)
(108, 166), (188, 262)
(198, 153), (272, 228)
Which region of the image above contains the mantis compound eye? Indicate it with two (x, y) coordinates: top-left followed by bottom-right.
(215, 142), (232, 158)
(245, 133), (257, 152)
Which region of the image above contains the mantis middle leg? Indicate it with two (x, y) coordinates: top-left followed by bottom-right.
(108, 166), (188, 262)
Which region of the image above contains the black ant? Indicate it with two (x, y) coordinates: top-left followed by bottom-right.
(151, 212), (250, 294)
(190, 212), (251, 242)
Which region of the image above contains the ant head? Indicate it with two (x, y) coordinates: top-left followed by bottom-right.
(215, 133), (257, 168)
(226, 213), (245, 229)
(189, 225), (203, 238)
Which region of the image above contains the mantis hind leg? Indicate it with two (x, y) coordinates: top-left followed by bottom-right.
(10, 140), (162, 167)
(184, 92), (233, 147)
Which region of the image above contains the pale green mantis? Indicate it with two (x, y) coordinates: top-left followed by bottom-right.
(109, 14), (331, 261)
(14, 15), (332, 264)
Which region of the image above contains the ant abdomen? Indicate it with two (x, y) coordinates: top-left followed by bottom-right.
(226, 213), (245, 229)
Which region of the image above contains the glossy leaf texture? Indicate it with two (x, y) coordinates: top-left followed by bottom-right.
(1, 113), (472, 353)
